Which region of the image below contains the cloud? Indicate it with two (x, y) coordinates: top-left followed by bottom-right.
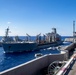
(7, 22), (11, 24)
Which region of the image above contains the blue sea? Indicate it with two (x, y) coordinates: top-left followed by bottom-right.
(0, 36), (71, 72)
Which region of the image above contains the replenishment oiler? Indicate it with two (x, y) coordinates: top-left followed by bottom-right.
(1, 27), (62, 53)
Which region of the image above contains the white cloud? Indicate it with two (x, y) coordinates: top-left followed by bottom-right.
(7, 22), (11, 24)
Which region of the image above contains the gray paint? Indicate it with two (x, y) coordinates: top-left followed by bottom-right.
(0, 51), (67, 75)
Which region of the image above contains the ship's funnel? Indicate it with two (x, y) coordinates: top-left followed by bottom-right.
(52, 28), (56, 33)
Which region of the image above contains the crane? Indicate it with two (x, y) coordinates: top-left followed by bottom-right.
(26, 33), (31, 41)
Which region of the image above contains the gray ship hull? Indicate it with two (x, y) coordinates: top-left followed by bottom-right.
(2, 41), (62, 53)
(2, 43), (37, 53)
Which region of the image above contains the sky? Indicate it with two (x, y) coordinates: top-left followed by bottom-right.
(0, 0), (76, 36)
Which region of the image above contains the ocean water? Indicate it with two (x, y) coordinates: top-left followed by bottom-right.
(0, 36), (71, 72)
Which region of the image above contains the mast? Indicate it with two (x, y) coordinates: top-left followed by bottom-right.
(73, 21), (75, 35)
(73, 21), (75, 42)
(5, 27), (9, 37)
